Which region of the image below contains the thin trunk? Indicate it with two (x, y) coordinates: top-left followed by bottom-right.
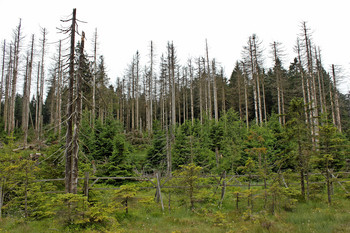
(55, 40), (62, 136)
(10, 19), (22, 133)
(4, 44), (12, 133)
(205, 40), (212, 120)
(71, 31), (85, 194)
(242, 63), (249, 129)
(318, 48), (328, 119)
(170, 43), (176, 130)
(23, 35), (34, 146)
(221, 68), (226, 116)
(92, 29), (97, 128)
(136, 52), (140, 132)
(0, 40), (5, 116)
(38, 28), (47, 140)
(297, 39), (309, 124)
(35, 62), (40, 135)
(149, 41), (154, 132)
(315, 48), (324, 116)
(198, 58), (203, 124)
(273, 42), (282, 124)
(65, 8), (76, 194)
(332, 64), (341, 132)
(252, 36), (262, 125)
(212, 60), (218, 122)
(189, 60), (194, 125)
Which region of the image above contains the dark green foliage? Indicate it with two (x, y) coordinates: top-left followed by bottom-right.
(146, 121), (166, 171)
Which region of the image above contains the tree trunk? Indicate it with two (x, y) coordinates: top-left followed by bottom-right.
(23, 35), (34, 147)
(9, 19), (22, 133)
(212, 60), (218, 122)
(65, 8), (76, 194)
(332, 64), (341, 132)
(71, 31), (85, 194)
(38, 28), (47, 141)
(205, 40), (212, 121)
(198, 58), (203, 124)
(0, 40), (5, 117)
(92, 29), (97, 128)
(4, 44), (12, 133)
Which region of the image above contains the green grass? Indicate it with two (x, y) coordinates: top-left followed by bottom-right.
(1, 182), (350, 233)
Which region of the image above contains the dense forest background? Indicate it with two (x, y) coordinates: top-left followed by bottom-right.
(0, 9), (350, 232)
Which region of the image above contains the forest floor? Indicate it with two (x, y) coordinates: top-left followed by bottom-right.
(1, 198), (350, 233)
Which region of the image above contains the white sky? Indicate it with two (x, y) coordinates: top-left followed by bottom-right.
(1, 0), (349, 93)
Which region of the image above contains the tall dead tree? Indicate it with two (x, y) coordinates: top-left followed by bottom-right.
(0, 40), (5, 117)
(244, 36), (259, 125)
(92, 28), (98, 128)
(22, 35), (34, 146)
(37, 27), (47, 140)
(302, 22), (319, 146)
(9, 19), (22, 133)
(212, 59), (218, 122)
(63, 8), (77, 193)
(205, 39), (212, 120)
(135, 51), (140, 131)
(188, 59), (194, 125)
(71, 31), (85, 194)
(4, 44), (12, 132)
(55, 40), (63, 137)
(332, 65), (341, 132)
(296, 38), (309, 124)
(198, 57), (203, 124)
(242, 62), (249, 129)
(148, 41), (154, 132)
(271, 41), (286, 125)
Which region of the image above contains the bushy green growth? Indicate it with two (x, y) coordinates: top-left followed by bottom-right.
(114, 184), (138, 214)
(49, 193), (118, 230)
(172, 163), (203, 210)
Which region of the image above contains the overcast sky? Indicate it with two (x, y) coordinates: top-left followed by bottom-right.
(1, 0), (349, 93)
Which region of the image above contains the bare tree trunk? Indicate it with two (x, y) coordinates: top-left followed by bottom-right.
(71, 31), (85, 194)
(242, 62), (249, 129)
(9, 19), (22, 133)
(297, 39), (309, 124)
(189, 59), (194, 125)
(131, 58), (135, 131)
(318, 48), (328, 119)
(170, 42), (176, 130)
(37, 28), (47, 140)
(35, 62), (40, 135)
(0, 40), (5, 117)
(332, 65), (341, 132)
(221, 68), (226, 116)
(315, 48), (324, 116)
(205, 40), (212, 120)
(23, 35), (34, 146)
(329, 81), (336, 123)
(92, 29), (97, 128)
(4, 44), (13, 133)
(135, 51), (140, 132)
(212, 60), (218, 122)
(149, 41), (154, 132)
(273, 42), (282, 124)
(252, 36), (262, 125)
(65, 8), (76, 194)
(55, 40), (62, 137)
(198, 58), (203, 124)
